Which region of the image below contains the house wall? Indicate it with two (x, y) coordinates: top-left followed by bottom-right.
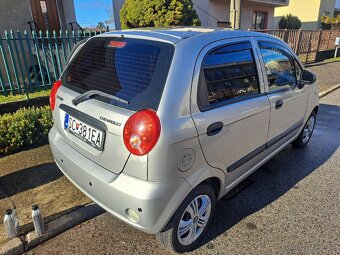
(194, 0), (276, 29)
(0, 0), (76, 33)
(112, 0), (125, 30)
(193, 0), (215, 27)
(0, 0), (33, 33)
(57, 0), (76, 31)
(62, 0), (76, 26)
(319, 0), (336, 18)
(274, 0), (336, 29)
(111, 0), (281, 30)
(241, 2), (275, 29)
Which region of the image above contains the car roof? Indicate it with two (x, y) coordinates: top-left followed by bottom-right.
(99, 27), (277, 44)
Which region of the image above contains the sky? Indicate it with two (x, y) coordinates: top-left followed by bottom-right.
(73, 0), (340, 28)
(74, 0), (114, 28)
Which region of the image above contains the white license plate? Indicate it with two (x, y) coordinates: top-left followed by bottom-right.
(64, 113), (105, 151)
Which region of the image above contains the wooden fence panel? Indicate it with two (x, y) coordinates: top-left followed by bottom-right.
(253, 29), (340, 63)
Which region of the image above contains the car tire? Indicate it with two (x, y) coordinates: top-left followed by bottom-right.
(292, 111), (316, 148)
(156, 183), (216, 253)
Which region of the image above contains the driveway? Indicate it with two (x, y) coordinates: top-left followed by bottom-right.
(28, 89), (340, 255)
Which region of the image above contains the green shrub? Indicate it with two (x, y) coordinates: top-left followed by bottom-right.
(321, 15), (340, 30)
(278, 14), (302, 29)
(0, 106), (52, 154)
(120, 0), (201, 29)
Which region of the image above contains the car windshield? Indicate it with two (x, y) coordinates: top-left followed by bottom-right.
(62, 37), (174, 111)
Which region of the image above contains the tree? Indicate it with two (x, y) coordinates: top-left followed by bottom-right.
(105, 5), (115, 26)
(278, 14), (302, 29)
(321, 15), (340, 30)
(96, 21), (106, 30)
(120, 0), (201, 29)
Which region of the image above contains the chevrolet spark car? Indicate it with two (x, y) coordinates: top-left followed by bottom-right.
(49, 28), (319, 253)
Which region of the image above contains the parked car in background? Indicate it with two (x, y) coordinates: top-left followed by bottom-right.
(49, 27), (319, 253)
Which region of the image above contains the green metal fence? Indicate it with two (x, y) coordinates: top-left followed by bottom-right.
(0, 30), (105, 97)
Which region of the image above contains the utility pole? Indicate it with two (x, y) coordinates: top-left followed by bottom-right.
(230, 0), (241, 29)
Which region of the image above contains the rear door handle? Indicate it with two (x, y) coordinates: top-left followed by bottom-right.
(207, 122), (223, 136)
(275, 99), (283, 109)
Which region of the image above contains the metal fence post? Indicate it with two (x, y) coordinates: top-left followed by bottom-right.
(5, 30), (21, 94)
(0, 32), (14, 95)
(46, 30), (58, 81)
(32, 30), (46, 88)
(10, 30), (28, 97)
(295, 29), (302, 54)
(17, 31), (33, 96)
(283, 29), (289, 43)
(53, 30), (62, 74)
(24, 30), (38, 91)
(39, 30), (52, 87)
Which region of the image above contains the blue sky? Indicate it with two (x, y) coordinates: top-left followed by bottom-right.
(74, 0), (114, 28)
(73, 0), (340, 28)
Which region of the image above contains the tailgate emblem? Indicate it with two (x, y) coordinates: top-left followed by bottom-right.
(99, 116), (122, 127)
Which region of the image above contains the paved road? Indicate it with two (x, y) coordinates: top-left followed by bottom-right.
(28, 89), (340, 255)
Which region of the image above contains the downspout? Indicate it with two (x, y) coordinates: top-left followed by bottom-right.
(230, 0), (241, 29)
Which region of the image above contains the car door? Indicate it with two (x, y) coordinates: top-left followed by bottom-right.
(190, 38), (271, 187)
(254, 39), (309, 148)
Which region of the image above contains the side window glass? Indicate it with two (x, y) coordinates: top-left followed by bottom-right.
(259, 41), (297, 92)
(199, 42), (260, 108)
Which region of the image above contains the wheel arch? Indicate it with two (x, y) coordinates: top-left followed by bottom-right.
(184, 166), (226, 201)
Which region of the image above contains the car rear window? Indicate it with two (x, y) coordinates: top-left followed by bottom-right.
(62, 37), (174, 111)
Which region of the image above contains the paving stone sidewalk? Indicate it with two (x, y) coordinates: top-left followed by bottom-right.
(306, 61), (340, 92)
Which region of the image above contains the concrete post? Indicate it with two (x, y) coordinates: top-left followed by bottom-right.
(230, 0), (241, 29)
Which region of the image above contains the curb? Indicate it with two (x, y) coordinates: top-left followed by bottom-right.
(0, 203), (104, 255)
(319, 83), (340, 98)
(305, 59), (340, 68)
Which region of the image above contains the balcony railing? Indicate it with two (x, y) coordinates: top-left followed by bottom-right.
(246, 0), (289, 6)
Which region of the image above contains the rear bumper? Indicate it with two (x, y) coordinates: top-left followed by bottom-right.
(49, 126), (192, 234)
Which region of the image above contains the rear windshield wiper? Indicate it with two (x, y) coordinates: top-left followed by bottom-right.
(72, 90), (129, 106)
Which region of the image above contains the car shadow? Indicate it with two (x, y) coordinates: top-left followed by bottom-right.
(199, 103), (340, 248)
(0, 163), (62, 199)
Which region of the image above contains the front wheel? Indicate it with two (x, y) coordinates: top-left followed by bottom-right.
(156, 184), (216, 253)
(292, 111), (316, 148)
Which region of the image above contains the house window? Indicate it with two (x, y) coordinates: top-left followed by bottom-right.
(252, 12), (268, 29)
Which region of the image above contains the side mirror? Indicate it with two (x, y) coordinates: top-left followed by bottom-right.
(301, 70), (316, 85)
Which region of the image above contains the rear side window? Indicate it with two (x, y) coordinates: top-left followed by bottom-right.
(198, 42), (260, 110)
(63, 37), (174, 111)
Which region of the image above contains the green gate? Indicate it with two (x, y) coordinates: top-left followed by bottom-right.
(0, 30), (105, 97)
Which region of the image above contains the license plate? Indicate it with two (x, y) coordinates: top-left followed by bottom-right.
(64, 113), (105, 151)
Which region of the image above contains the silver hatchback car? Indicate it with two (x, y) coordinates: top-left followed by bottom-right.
(49, 27), (319, 253)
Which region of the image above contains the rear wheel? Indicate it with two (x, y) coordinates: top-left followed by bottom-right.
(156, 183), (215, 253)
(292, 111), (316, 148)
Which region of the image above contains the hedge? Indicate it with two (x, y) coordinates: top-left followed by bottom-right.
(0, 106), (52, 155)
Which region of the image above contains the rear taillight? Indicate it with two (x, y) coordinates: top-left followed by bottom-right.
(50, 80), (62, 111)
(123, 109), (161, 156)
